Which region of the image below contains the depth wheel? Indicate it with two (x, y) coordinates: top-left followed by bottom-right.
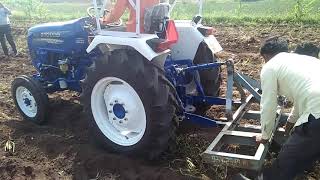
(11, 75), (48, 124)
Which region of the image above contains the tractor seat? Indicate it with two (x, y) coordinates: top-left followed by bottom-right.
(102, 3), (170, 34)
(144, 3), (170, 34)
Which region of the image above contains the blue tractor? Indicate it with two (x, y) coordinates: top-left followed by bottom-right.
(12, 1), (190, 160)
(12, 0), (281, 169)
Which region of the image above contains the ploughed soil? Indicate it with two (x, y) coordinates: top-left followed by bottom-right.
(0, 23), (320, 180)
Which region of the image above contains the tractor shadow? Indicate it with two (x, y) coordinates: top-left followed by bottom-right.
(3, 95), (191, 179)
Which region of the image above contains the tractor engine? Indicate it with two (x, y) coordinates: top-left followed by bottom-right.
(27, 18), (92, 92)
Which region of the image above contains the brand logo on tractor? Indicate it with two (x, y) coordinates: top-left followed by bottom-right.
(75, 38), (85, 44)
(40, 31), (70, 38)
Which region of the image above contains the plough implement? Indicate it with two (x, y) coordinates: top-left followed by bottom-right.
(176, 60), (289, 171)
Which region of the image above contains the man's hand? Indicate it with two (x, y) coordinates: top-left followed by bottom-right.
(99, 18), (104, 25)
(255, 135), (269, 144)
(284, 122), (294, 136)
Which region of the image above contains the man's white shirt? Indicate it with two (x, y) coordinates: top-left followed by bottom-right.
(260, 52), (320, 139)
(0, 7), (10, 25)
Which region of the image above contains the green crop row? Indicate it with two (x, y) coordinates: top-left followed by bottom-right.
(5, 0), (320, 25)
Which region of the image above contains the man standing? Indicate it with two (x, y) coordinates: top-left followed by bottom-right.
(239, 37), (320, 180)
(0, 3), (17, 57)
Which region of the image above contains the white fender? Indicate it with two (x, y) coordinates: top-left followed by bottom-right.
(86, 31), (170, 61)
(171, 20), (222, 61)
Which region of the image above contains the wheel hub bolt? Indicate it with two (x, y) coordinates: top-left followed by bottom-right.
(113, 117), (116, 120)
(110, 103), (113, 106)
(115, 100), (118, 103)
(125, 110), (128, 113)
(119, 120), (123, 124)
(124, 118), (128, 121)
(109, 110), (113, 113)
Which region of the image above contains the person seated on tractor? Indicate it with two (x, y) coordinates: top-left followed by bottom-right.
(294, 42), (319, 58)
(235, 37), (320, 180)
(101, 0), (159, 33)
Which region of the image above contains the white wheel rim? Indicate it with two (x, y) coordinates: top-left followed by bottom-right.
(16, 86), (38, 118)
(91, 77), (147, 146)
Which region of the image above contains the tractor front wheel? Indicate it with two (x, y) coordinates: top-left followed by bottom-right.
(81, 50), (177, 159)
(11, 75), (49, 124)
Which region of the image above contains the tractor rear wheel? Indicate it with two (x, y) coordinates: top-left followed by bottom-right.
(81, 50), (178, 159)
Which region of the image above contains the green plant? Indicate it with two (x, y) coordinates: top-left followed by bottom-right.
(292, 0), (316, 20)
(234, 0), (242, 16)
(2, 0), (16, 8)
(14, 0), (48, 19)
(234, 0), (249, 17)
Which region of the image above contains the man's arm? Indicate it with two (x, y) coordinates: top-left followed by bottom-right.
(287, 106), (299, 124)
(284, 106), (299, 135)
(260, 67), (278, 140)
(102, 0), (127, 24)
(4, 6), (11, 15)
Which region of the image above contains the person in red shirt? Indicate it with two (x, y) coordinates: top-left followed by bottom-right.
(102, 0), (159, 33)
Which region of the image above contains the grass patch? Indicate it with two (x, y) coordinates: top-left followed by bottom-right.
(171, 0), (320, 25)
(4, 0), (320, 25)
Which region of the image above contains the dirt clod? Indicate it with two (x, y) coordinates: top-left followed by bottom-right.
(24, 166), (33, 176)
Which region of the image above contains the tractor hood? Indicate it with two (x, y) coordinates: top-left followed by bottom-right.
(28, 18), (89, 55)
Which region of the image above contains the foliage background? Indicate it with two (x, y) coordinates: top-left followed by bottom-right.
(3, 0), (320, 25)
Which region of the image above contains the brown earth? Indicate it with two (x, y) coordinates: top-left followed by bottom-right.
(0, 23), (319, 180)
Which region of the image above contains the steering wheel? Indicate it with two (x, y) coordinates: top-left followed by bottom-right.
(86, 6), (123, 27)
